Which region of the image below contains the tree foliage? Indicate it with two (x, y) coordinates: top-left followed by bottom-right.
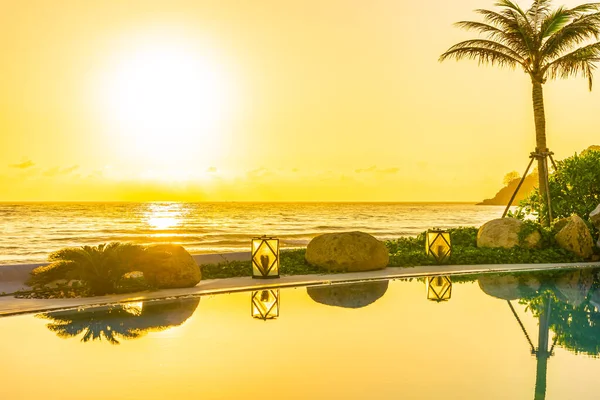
(440, 1), (600, 88)
(517, 149), (600, 231)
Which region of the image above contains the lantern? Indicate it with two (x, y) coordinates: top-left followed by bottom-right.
(426, 276), (452, 302)
(251, 236), (280, 278)
(251, 289), (280, 320)
(425, 229), (451, 263)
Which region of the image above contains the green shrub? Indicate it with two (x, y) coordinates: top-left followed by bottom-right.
(200, 249), (321, 280)
(386, 227), (583, 267)
(27, 260), (77, 287)
(29, 242), (146, 295)
(517, 149), (600, 232)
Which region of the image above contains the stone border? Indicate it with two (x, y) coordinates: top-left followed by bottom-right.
(1, 260), (599, 317)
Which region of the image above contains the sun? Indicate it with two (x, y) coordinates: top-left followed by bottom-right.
(98, 37), (232, 174)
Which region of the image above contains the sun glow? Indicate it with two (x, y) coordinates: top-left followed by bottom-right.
(98, 37), (233, 174)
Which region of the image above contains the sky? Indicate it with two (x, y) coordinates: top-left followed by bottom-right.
(0, 0), (598, 202)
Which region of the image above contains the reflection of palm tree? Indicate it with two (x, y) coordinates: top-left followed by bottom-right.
(38, 297), (200, 345)
(479, 268), (600, 400)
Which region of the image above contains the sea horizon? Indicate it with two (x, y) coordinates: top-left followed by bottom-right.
(0, 202), (506, 265)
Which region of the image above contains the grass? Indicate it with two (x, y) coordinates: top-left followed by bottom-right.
(201, 249), (322, 279)
(200, 227), (587, 280)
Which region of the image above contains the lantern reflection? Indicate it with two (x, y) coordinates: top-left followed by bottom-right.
(251, 289), (280, 320)
(426, 276), (452, 302)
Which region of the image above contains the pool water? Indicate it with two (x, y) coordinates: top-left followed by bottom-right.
(1, 267), (600, 400)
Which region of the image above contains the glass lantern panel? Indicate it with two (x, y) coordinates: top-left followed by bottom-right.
(427, 231), (451, 263)
(252, 239), (279, 277)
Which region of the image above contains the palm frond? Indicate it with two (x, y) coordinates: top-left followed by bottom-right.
(569, 3), (600, 14)
(539, 7), (571, 39)
(439, 46), (523, 69)
(499, 0), (534, 22)
(27, 260), (77, 286)
(526, 0), (555, 27)
(440, 39), (526, 65)
(499, 7), (538, 52)
(48, 247), (89, 263)
(454, 20), (530, 56)
(542, 11), (600, 59)
(544, 42), (600, 89)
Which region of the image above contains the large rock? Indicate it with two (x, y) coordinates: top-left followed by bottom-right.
(305, 231), (389, 272)
(140, 244), (201, 288)
(478, 274), (540, 300)
(590, 204), (600, 229)
(307, 281), (388, 308)
(554, 215), (595, 258)
(477, 218), (541, 249)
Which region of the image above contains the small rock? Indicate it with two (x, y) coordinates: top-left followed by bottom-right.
(123, 271), (144, 279)
(555, 215), (595, 258)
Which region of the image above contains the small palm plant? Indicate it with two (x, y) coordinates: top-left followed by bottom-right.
(28, 242), (145, 295)
(440, 0), (600, 225)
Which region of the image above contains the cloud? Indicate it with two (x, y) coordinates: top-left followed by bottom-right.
(9, 159), (35, 169)
(247, 167), (272, 180)
(355, 166), (399, 175)
(43, 165), (80, 177)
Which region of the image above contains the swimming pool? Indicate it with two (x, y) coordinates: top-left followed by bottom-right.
(1, 267), (599, 399)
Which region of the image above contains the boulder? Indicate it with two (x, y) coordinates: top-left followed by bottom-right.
(554, 269), (594, 307)
(140, 244), (201, 288)
(305, 231), (389, 272)
(590, 204), (600, 229)
(477, 218), (541, 249)
(478, 274), (541, 300)
(554, 215), (595, 258)
(307, 281), (389, 308)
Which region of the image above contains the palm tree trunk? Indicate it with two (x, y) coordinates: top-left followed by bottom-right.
(534, 295), (552, 400)
(532, 81), (550, 226)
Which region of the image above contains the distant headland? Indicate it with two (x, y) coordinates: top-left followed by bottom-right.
(479, 146), (600, 206)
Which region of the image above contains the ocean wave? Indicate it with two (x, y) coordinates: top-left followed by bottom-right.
(0, 202), (505, 264)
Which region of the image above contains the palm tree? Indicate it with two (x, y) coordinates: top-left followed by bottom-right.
(440, 0), (600, 225)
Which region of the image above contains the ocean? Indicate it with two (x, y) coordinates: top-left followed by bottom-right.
(0, 202), (506, 265)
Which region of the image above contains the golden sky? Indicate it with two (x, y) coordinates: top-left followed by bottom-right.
(0, 0), (598, 202)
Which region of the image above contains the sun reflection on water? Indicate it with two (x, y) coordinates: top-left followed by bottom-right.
(144, 203), (184, 230)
